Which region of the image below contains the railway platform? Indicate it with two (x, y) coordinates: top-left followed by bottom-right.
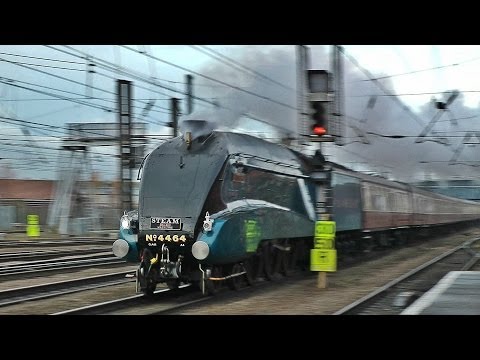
(402, 271), (480, 315)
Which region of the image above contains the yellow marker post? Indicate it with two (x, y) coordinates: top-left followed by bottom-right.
(310, 249), (337, 271)
(26, 215), (40, 237)
(315, 220), (336, 238)
(311, 220), (337, 288)
(245, 220), (261, 253)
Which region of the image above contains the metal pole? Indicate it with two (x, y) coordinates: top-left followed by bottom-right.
(331, 45), (345, 146)
(185, 75), (193, 115)
(117, 80), (133, 212)
(296, 45), (310, 139)
(171, 98), (179, 137)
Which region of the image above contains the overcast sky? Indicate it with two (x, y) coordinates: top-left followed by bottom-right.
(1, 45), (480, 182)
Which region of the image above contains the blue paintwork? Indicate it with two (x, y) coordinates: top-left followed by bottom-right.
(118, 227), (139, 263)
(197, 219), (244, 264)
(197, 200), (314, 264)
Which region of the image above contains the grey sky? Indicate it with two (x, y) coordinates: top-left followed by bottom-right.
(1, 45), (480, 182)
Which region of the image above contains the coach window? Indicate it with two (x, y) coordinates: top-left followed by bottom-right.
(373, 194), (385, 211)
(361, 184), (371, 210)
(388, 192), (396, 212)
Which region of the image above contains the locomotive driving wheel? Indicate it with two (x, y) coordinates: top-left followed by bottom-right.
(243, 258), (255, 286)
(295, 239), (310, 271)
(166, 279), (181, 290)
(227, 263), (244, 290)
(248, 249), (263, 282)
(280, 239), (293, 277)
(262, 242), (277, 281)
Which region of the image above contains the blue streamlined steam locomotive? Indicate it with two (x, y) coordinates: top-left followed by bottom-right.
(112, 122), (480, 295)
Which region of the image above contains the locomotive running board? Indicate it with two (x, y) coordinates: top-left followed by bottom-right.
(199, 263), (247, 294)
(208, 271), (247, 281)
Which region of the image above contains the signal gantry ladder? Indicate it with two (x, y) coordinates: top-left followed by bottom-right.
(47, 144), (100, 236)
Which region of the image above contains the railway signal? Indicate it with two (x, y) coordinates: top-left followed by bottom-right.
(306, 69), (336, 287)
(307, 70), (334, 142)
(311, 102), (327, 136)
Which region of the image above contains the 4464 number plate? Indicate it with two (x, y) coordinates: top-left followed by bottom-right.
(145, 234), (187, 243)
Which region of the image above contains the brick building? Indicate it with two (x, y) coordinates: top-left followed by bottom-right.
(0, 179), (137, 231)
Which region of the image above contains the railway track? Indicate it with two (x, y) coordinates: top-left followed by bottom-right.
(0, 270), (136, 308)
(0, 238), (114, 248)
(0, 253), (124, 277)
(51, 284), (207, 315)
(1, 227), (476, 315)
(51, 269), (315, 315)
(0, 247), (112, 262)
(49, 231), (480, 315)
(334, 237), (480, 315)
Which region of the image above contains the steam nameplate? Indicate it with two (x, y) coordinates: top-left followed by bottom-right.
(150, 217), (182, 230)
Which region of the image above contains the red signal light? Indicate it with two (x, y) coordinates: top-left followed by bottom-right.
(312, 125), (327, 136)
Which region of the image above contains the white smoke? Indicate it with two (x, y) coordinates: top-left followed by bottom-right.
(184, 45), (480, 183)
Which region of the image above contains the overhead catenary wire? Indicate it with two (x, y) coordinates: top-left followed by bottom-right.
(120, 45), (298, 111)
(94, 71), (172, 112)
(50, 45), (229, 110)
(0, 78), (114, 113)
(43, 45), (197, 113)
(0, 76), (171, 127)
(0, 115), (117, 140)
(0, 109), (171, 149)
(339, 47), (425, 129)
(0, 56), (117, 100)
(0, 53), (172, 119)
(352, 54), (480, 82)
(0, 49), (188, 179)
(0, 76), (114, 104)
(0, 154), (119, 173)
(0, 97), (172, 102)
(0, 58), (84, 71)
(45, 45), (295, 135)
(334, 145), (396, 171)
(0, 144), (120, 160)
(47, 46), (186, 97)
(348, 90), (480, 97)
(0, 51), (85, 65)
